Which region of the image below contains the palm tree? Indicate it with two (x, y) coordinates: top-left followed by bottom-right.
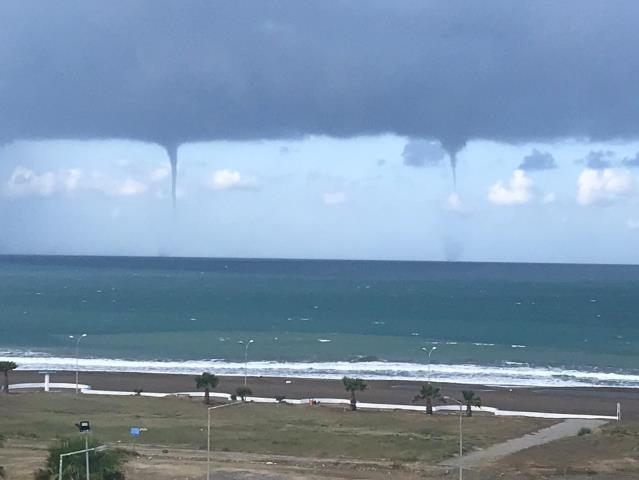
(195, 372), (219, 405)
(342, 376), (367, 411)
(235, 385), (252, 402)
(414, 383), (442, 415)
(462, 390), (481, 417)
(0, 362), (17, 394)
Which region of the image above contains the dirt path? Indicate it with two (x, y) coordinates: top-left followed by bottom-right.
(441, 418), (609, 468)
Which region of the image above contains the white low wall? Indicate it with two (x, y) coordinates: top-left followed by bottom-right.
(9, 382), (90, 391)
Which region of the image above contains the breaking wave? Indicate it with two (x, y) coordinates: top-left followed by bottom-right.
(2, 351), (639, 388)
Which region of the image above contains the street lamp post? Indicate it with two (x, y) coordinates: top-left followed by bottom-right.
(69, 334), (87, 394)
(444, 396), (464, 480)
(207, 402), (242, 480)
(421, 346), (437, 383)
(457, 399), (463, 480)
(238, 339), (254, 386)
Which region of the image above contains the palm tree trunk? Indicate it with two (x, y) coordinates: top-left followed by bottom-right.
(426, 398), (433, 415)
(3, 371), (8, 393)
(466, 403), (472, 417)
(350, 390), (357, 411)
(204, 388), (210, 405)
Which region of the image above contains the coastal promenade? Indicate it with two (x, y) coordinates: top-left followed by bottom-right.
(10, 370), (629, 420)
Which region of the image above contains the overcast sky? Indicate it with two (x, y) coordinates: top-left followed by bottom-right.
(1, 1), (639, 263)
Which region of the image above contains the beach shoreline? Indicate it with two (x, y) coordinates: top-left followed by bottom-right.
(10, 370), (639, 421)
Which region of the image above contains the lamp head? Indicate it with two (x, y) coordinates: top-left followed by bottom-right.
(75, 420), (91, 433)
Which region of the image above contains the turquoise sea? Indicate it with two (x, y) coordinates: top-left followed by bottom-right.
(1, 255), (639, 387)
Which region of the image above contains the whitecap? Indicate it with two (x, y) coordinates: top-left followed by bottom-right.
(3, 354), (639, 388)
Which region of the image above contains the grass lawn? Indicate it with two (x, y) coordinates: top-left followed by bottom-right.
(487, 421), (639, 479)
(0, 392), (555, 465)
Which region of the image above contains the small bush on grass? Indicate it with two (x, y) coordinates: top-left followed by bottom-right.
(35, 437), (129, 479)
(578, 427), (592, 436)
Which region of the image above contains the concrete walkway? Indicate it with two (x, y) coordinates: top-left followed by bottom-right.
(441, 418), (609, 468)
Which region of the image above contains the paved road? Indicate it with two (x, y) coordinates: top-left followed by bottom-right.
(441, 418), (609, 468)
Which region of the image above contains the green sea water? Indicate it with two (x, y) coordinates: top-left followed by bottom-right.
(1, 255), (638, 386)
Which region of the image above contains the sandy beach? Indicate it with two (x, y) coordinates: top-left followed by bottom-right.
(12, 370), (639, 420)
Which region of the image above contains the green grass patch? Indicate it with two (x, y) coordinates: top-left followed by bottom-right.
(0, 393), (555, 464)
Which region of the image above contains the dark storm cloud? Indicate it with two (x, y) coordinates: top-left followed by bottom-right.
(579, 150), (614, 169)
(1, 0), (639, 149)
(622, 153), (639, 167)
(402, 140), (446, 168)
(519, 149), (557, 171)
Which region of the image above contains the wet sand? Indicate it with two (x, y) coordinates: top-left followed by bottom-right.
(12, 370), (639, 420)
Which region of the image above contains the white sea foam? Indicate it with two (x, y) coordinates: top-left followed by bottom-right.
(2, 352), (639, 388)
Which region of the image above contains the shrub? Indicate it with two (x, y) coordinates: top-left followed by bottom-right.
(275, 395), (286, 403)
(133, 388), (143, 396)
(230, 394), (237, 401)
(578, 427), (592, 436)
(33, 468), (50, 480)
(0, 465), (6, 479)
(37, 437), (128, 480)
(235, 386), (252, 401)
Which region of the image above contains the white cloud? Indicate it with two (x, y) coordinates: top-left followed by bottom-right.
(488, 170), (534, 205)
(114, 178), (148, 196)
(64, 168), (83, 191)
(208, 169), (257, 190)
(149, 165), (170, 182)
(323, 191), (348, 206)
(5, 166), (69, 197)
(627, 219), (639, 230)
(4, 166), (150, 198)
(445, 192), (471, 215)
(576, 168), (635, 206)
